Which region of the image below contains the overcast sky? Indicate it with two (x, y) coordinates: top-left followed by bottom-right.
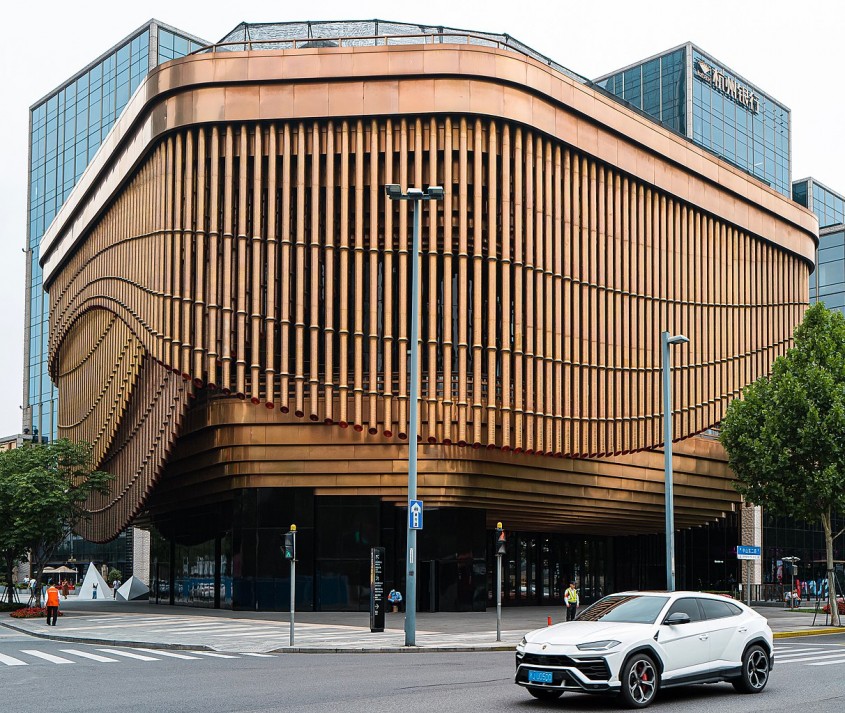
(0, 0), (840, 437)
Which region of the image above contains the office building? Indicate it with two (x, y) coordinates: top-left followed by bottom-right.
(25, 19), (205, 443)
(595, 43), (791, 198)
(38, 20), (817, 610)
(794, 177), (845, 312)
(24, 20), (206, 578)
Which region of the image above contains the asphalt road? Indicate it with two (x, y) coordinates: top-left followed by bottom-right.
(3, 628), (845, 713)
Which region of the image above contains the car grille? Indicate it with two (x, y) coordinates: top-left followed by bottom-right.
(518, 653), (611, 681)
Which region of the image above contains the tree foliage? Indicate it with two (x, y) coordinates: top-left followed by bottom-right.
(720, 303), (845, 625)
(0, 439), (111, 605)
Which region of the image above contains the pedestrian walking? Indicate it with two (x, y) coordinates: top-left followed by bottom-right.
(45, 580), (60, 626)
(113, 579), (120, 598)
(61, 580), (70, 599)
(92, 582), (98, 600)
(564, 580), (580, 622)
(28, 577), (37, 606)
(388, 589), (403, 613)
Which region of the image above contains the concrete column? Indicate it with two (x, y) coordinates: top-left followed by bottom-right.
(132, 527), (151, 583)
(740, 502), (763, 586)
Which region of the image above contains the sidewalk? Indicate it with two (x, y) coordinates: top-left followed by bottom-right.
(3, 599), (844, 654)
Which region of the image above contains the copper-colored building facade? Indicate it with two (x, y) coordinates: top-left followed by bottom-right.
(41, 29), (817, 609)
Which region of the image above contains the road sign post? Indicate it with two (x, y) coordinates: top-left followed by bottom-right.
(409, 500), (423, 530)
(370, 547), (385, 633)
(737, 545), (761, 606)
(783, 556), (800, 609)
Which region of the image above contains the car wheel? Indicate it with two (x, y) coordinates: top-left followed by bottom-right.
(619, 653), (659, 709)
(732, 645), (770, 694)
(527, 688), (563, 701)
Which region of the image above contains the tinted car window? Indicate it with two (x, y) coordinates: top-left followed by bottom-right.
(699, 598), (739, 620)
(578, 595), (670, 624)
(664, 597), (703, 622)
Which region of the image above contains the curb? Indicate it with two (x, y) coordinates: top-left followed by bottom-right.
(0, 621), (213, 652)
(268, 645), (515, 654)
(773, 627), (845, 639)
(1, 620), (514, 654)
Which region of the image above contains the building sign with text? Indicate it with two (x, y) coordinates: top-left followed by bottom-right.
(694, 57), (760, 114)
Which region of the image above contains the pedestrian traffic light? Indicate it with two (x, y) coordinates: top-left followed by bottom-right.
(283, 526), (296, 560)
(496, 522), (506, 556)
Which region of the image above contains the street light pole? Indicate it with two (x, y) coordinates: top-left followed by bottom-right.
(385, 183), (443, 647)
(662, 330), (689, 592)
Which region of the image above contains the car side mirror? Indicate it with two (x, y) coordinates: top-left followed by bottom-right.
(664, 612), (691, 625)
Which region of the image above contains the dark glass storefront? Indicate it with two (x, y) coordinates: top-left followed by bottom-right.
(761, 513), (845, 601)
(149, 489), (487, 612)
(148, 486), (744, 612)
(51, 530), (132, 581)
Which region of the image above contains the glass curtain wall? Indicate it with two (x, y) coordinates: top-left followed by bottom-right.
(487, 532), (611, 607)
(26, 23), (203, 443)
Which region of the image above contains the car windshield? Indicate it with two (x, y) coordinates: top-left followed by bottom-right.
(577, 595), (670, 624)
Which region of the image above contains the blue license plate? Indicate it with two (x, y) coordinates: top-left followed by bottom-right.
(528, 670), (554, 684)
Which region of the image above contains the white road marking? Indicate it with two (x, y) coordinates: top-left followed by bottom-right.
(20, 650), (74, 664)
(0, 652), (28, 666)
(776, 651), (845, 662)
(240, 652), (274, 657)
(189, 651), (240, 659)
(59, 649), (118, 663)
(131, 648), (201, 660)
(807, 657), (845, 666)
(95, 648), (159, 661)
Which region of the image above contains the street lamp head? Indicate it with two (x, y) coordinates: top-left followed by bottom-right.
(385, 183), (401, 199)
(406, 187), (424, 198)
(426, 185), (444, 200)
(667, 334), (689, 346)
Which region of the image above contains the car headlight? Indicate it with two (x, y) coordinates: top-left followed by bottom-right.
(575, 640), (621, 651)
(516, 636), (527, 652)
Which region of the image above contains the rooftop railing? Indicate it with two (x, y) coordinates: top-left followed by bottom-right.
(190, 31), (588, 84)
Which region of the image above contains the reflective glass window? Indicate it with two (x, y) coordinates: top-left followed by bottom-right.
(664, 597), (704, 622)
(698, 597), (738, 620)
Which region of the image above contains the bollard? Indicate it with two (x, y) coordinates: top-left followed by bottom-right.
(547, 616), (552, 626)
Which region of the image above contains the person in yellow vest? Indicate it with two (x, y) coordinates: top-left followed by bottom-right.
(564, 580), (580, 622)
(45, 580), (60, 626)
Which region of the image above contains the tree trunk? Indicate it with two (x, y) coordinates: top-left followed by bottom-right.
(3, 552), (15, 605)
(821, 510), (841, 627)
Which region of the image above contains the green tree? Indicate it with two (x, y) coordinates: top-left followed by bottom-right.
(0, 440), (112, 605)
(0, 467), (28, 605)
(720, 303), (845, 626)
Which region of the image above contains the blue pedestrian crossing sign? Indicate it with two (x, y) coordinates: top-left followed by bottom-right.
(737, 545), (761, 560)
(409, 500), (423, 530)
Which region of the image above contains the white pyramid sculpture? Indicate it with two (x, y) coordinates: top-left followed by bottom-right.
(116, 576), (149, 602)
(76, 562), (113, 600)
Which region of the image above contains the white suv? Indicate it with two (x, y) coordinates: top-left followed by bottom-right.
(515, 591), (773, 708)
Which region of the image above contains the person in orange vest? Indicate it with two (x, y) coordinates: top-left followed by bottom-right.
(45, 580), (60, 626)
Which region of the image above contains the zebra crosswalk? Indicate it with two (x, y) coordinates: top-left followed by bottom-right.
(11, 612), (525, 650)
(0, 646), (275, 667)
(774, 642), (845, 668)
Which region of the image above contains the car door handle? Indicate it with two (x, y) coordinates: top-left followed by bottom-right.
(699, 634), (709, 640)
(738, 627), (748, 633)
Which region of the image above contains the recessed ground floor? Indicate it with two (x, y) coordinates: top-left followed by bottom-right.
(146, 488), (741, 611)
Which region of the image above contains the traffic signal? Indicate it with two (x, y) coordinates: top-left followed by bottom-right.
(496, 522), (506, 556)
(283, 529), (296, 560)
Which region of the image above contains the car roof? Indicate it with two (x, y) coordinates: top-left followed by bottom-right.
(610, 590), (740, 602)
